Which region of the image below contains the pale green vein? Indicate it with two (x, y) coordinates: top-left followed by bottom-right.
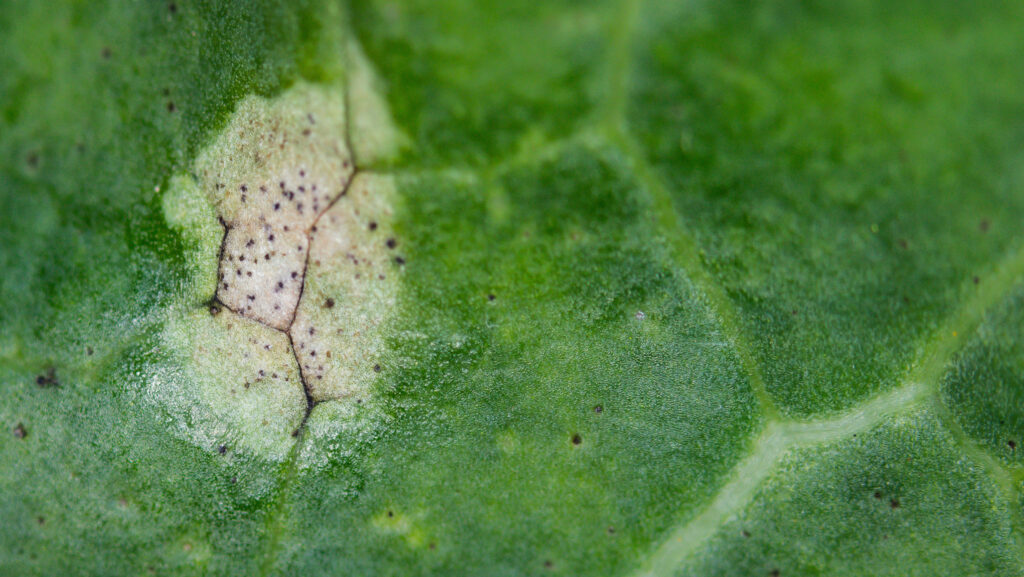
(608, 128), (780, 420)
(908, 237), (1024, 563)
(931, 395), (1024, 563)
(596, 0), (643, 132)
(633, 236), (1024, 576)
(906, 239), (1024, 393)
(633, 381), (930, 577)
(258, 429), (307, 577)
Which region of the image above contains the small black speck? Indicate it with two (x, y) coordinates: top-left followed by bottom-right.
(386, 510), (394, 518)
(607, 526), (615, 535)
(386, 238), (397, 249)
(369, 222), (378, 231)
(291, 271), (299, 279)
(973, 276), (980, 285)
(12, 423), (27, 439)
(770, 570), (780, 577)
(218, 445), (227, 455)
(544, 561), (553, 569)
(168, 3), (177, 13)
(229, 476), (237, 484)
(890, 498), (900, 509)
(741, 530), (751, 538)
(86, 346), (94, 356)
(101, 47), (112, 59)
(209, 305), (221, 316)
(1009, 440), (1017, 450)
(247, 294), (256, 301)
(268, 234), (275, 242)
(277, 282), (284, 289)
(487, 294), (496, 301)
(291, 429), (300, 437)
(593, 404), (603, 414)
(166, 101), (176, 113)
(35, 369), (59, 388)
(274, 203), (281, 211)
(571, 434), (582, 446)
(299, 170), (306, 178)
(873, 491), (882, 500)
(373, 364), (381, 373)
(394, 256), (406, 265)
(264, 253), (270, 260)
(324, 298), (335, 308)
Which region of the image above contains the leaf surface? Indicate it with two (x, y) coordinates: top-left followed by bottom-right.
(2, 1), (1024, 575)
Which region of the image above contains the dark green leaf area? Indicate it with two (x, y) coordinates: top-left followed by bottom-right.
(943, 283), (1024, 468)
(0, 338), (282, 576)
(629, 0), (1024, 416)
(276, 146), (761, 576)
(680, 411), (1022, 577)
(348, 0), (618, 168)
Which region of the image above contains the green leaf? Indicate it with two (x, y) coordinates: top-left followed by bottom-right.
(2, 1), (1024, 575)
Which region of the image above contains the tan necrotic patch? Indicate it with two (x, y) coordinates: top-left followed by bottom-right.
(156, 306), (308, 461)
(196, 84), (355, 329)
(157, 72), (405, 461)
(290, 173), (401, 402)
